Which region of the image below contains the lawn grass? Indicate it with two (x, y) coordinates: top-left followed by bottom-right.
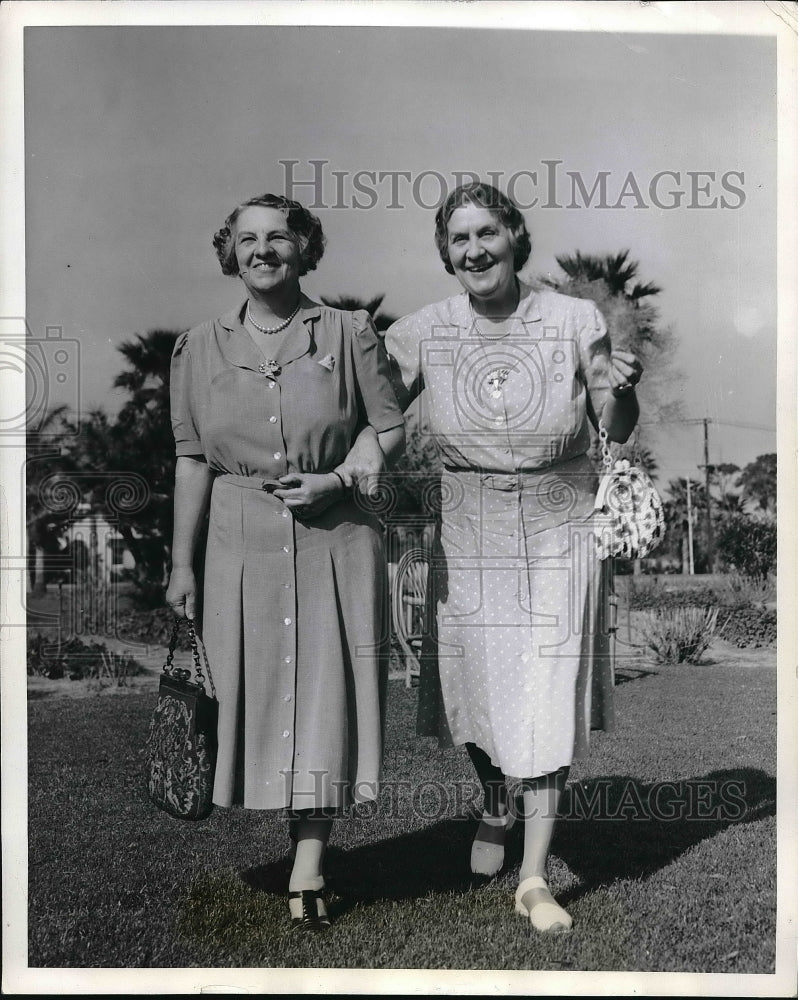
(27, 643), (776, 973)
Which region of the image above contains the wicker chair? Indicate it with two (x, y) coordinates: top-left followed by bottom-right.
(391, 547), (430, 688)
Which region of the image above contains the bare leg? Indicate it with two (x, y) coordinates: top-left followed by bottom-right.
(287, 811), (333, 930)
(515, 766), (572, 932)
(288, 812), (332, 892)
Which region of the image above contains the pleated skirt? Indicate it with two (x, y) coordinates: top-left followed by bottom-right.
(417, 458), (614, 779)
(200, 475), (388, 810)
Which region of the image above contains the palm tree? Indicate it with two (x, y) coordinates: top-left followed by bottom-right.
(736, 453), (776, 516)
(553, 250), (662, 303)
(64, 330), (185, 605)
(26, 405), (73, 593)
(663, 477), (708, 572)
(319, 294), (398, 333)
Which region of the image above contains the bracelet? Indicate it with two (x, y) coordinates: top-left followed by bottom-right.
(611, 382), (636, 398)
(330, 470), (347, 491)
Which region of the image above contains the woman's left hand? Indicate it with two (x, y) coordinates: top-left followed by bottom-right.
(608, 350), (643, 396)
(273, 472), (342, 518)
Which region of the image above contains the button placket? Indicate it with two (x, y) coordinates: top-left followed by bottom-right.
(279, 508), (298, 798)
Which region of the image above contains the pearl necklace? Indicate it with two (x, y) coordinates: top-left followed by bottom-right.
(246, 300), (300, 335)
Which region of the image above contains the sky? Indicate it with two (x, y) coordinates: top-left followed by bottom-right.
(21, 20), (778, 484)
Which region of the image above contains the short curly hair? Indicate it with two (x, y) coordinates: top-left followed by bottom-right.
(212, 193), (326, 277)
(434, 182), (532, 275)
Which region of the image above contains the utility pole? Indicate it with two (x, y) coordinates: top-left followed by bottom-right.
(686, 477), (695, 575)
(703, 418), (714, 573)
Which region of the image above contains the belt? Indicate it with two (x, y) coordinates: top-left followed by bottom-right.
(216, 473), (283, 492)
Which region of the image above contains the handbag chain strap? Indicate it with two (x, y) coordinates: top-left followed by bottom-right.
(163, 617), (217, 698)
(598, 419), (614, 472)
(599, 419), (644, 471)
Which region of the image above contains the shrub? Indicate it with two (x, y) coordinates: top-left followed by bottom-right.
(719, 608), (776, 648)
(627, 578), (718, 611)
(27, 634), (142, 683)
(638, 606), (722, 664)
(716, 514), (776, 579)
(714, 572), (775, 609)
(116, 607), (193, 649)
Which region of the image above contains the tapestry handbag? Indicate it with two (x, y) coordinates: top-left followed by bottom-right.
(594, 421), (665, 561)
(145, 616), (218, 821)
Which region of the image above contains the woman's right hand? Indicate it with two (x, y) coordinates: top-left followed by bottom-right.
(165, 566), (197, 619)
(337, 426), (386, 497)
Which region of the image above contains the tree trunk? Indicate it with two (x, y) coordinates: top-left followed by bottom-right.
(31, 544), (47, 595)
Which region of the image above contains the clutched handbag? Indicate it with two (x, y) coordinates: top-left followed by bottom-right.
(145, 616), (218, 821)
(594, 420), (665, 561)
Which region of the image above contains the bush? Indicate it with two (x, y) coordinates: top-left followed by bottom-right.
(714, 572), (775, 610)
(116, 607), (194, 649)
(628, 578), (718, 611)
(716, 514), (776, 579)
(719, 608), (776, 648)
(27, 634), (141, 683)
(638, 606), (722, 664)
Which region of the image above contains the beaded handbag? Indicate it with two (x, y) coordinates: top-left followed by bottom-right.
(145, 617), (218, 821)
(594, 421), (665, 561)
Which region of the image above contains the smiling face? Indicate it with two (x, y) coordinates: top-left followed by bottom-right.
(446, 203), (518, 306)
(233, 205), (303, 299)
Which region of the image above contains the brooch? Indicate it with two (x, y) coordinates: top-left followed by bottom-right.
(258, 359), (281, 377)
(317, 353), (336, 372)
(486, 367), (512, 398)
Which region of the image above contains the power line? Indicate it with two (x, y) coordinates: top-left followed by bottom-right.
(639, 417), (775, 433)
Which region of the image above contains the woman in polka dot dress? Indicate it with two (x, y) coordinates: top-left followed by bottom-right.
(384, 182), (642, 932)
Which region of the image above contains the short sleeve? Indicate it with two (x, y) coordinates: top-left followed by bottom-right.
(350, 311), (405, 433)
(170, 332), (204, 457)
(383, 312), (425, 412)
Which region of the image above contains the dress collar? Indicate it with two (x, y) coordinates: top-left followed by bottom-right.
(216, 293), (322, 372)
(452, 280), (543, 331)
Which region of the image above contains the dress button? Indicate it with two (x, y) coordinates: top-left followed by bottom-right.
(282, 730), (290, 738)
(283, 582), (291, 589)
(284, 655), (292, 663)
(283, 545), (290, 553)
(269, 416), (277, 423)
(282, 511), (289, 518)
(283, 694), (292, 702)
(283, 617), (292, 625)
(274, 451), (282, 459)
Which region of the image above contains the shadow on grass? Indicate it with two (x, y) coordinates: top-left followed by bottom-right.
(545, 766), (775, 904)
(239, 766), (774, 918)
(240, 814), (486, 921)
(613, 665), (660, 686)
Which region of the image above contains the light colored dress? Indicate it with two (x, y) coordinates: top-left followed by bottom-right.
(170, 296), (404, 810)
(384, 282), (615, 779)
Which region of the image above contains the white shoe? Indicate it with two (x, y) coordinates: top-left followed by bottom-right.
(514, 876), (572, 933)
(470, 810), (516, 876)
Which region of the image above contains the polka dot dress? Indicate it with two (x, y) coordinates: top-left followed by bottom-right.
(385, 284), (615, 779)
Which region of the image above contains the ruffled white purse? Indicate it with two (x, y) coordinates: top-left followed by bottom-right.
(594, 421), (665, 561)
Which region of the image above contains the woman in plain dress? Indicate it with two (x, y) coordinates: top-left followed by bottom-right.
(165, 193), (404, 931)
(384, 182), (642, 932)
